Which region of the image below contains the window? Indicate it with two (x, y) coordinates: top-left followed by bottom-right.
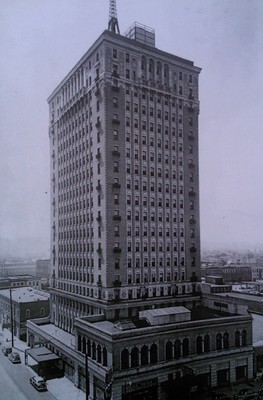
(113, 48), (118, 59)
(113, 162), (119, 172)
(114, 194), (119, 205)
(113, 129), (118, 140)
(113, 97), (118, 108)
(121, 349), (129, 370)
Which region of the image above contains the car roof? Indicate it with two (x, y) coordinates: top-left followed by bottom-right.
(34, 376), (45, 382)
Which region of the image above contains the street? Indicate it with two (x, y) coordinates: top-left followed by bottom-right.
(0, 349), (56, 400)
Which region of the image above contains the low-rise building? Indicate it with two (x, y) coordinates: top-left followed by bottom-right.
(0, 287), (50, 341)
(27, 303), (254, 399)
(0, 275), (41, 290)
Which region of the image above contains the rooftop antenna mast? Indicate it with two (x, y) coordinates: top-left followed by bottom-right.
(108, 0), (120, 34)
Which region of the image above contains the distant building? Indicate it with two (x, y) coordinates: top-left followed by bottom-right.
(36, 259), (51, 280)
(202, 276), (232, 294)
(0, 275), (41, 290)
(202, 264), (252, 283)
(0, 287), (49, 341)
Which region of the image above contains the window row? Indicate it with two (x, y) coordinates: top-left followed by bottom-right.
(120, 330), (248, 371)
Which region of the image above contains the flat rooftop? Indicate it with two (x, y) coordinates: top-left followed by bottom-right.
(217, 292), (263, 302)
(0, 287), (49, 303)
(75, 306), (235, 335)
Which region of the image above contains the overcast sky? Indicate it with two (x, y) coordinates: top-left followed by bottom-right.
(0, 0), (262, 256)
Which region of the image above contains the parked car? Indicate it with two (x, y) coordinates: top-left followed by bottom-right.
(243, 394), (258, 400)
(30, 376), (47, 391)
(8, 352), (21, 363)
(238, 389), (254, 396)
(2, 346), (12, 356)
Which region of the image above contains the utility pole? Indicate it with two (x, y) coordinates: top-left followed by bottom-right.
(85, 353), (89, 400)
(9, 287), (14, 347)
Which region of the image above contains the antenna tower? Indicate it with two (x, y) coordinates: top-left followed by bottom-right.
(108, 0), (120, 34)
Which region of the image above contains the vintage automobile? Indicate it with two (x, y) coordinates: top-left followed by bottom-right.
(2, 346), (12, 356)
(8, 352), (21, 363)
(29, 376), (47, 391)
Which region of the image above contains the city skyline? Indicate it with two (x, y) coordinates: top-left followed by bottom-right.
(0, 0), (262, 257)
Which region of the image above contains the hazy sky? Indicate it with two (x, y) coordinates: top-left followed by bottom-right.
(0, 0), (262, 255)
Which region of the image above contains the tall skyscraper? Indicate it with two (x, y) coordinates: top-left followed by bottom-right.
(26, 6), (254, 399)
(48, 14), (202, 332)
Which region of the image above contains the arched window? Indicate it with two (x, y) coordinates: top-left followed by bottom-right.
(97, 344), (102, 364)
(242, 330), (247, 346)
(92, 342), (96, 359)
(216, 333), (222, 350)
(166, 341), (173, 360)
(87, 339), (91, 357)
(121, 349), (129, 370)
(141, 345), (148, 366)
(204, 334), (210, 352)
(182, 338), (189, 357)
(78, 334), (82, 352)
(150, 344), (158, 364)
(174, 339), (181, 358)
(196, 336), (202, 354)
(235, 331), (241, 347)
(103, 347), (107, 367)
(82, 337), (86, 354)
(131, 347), (139, 368)
(223, 332), (229, 349)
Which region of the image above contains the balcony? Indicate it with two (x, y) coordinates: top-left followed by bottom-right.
(188, 106), (194, 113)
(97, 281), (102, 287)
(96, 152), (101, 159)
(113, 215), (121, 221)
(189, 190), (196, 197)
(112, 182), (121, 189)
(95, 120), (101, 128)
(189, 218), (196, 224)
(97, 247), (102, 254)
(190, 246), (197, 253)
(96, 215), (102, 222)
(188, 133), (194, 140)
(96, 183), (102, 191)
(113, 247), (121, 254)
(112, 85), (120, 92)
(112, 118), (120, 125)
(111, 150), (120, 157)
(188, 161), (195, 168)
(113, 280), (121, 287)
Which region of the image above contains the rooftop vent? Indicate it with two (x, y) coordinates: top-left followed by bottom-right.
(114, 319), (136, 331)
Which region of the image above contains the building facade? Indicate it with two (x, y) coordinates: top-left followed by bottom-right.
(48, 23), (201, 331)
(0, 287), (49, 340)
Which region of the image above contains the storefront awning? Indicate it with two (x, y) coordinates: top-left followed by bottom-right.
(27, 346), (60, 363)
